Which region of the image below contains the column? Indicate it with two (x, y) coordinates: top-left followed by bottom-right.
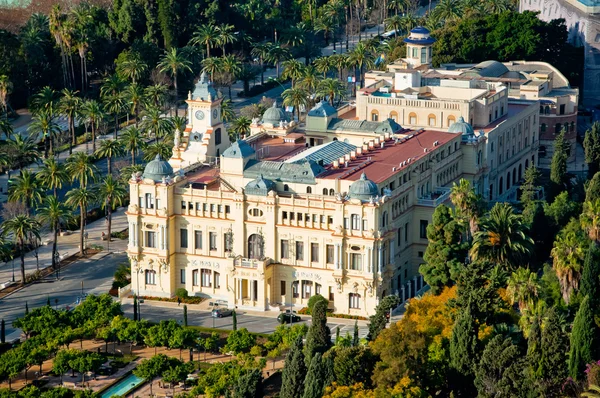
(251, 280), (256, 302)
(401, 286), (406, 302)
(128, 223), (133, 246)
(414, 276), (419, 294)
(378, 244), (383, 273)
(390, 239), (395, 262)
(238, 279), (242, 300)
(407, 281), (411, 298)
(420, 275), (425, 290)
(334, 243), (340, 270)
(367, 247), (372, 274)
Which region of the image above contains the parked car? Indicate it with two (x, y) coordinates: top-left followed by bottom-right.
(277, 312), (301, 324)
(211, 308), (233, 318)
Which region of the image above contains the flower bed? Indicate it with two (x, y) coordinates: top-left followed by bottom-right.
(130, 295), (205, 304)
(297, 307), (367, 320)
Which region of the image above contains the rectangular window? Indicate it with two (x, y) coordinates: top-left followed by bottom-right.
(225, 205), (231, 214)
(281, 240), (290, 259)
(292, 281), (299, 298)
(328, 216), (333, 224)
(290, 212), (295, 221)
(409, 115), (416, 124)
(195, 202), (201, 210)
(281, 281), (286, 296)
(405, 223), (409, 243)
(329, 286), (334, 301)
(195, 230), (203, 250)
(420, 220), (428, 239)
(203, 203), (208, 212)
(211, 204), (216, 212)
(560, 104), (565, 115)
(145, 270), (156, 285)
(138, 197), (144, 208)
(218, 205), (222, 213)
(326, 245), (334, 264)
(350, 253), (362, 271)
(349, 293), (360, 309)
(192, 270), (198, 286)
(296, 241), (304, 261)
(312, 214), (318, 223)
(209, 232), (217, 251)
(303, 281), (311, 299)
(351, 214), (360, 230)
(224, 232), (233, 252)
(180, 228), (188, 249)
(311, 243), (319, 262)
(145, 193), (154, 209)
(214, 272), (220, 288)
(344, 217), (349, 229)
(282, 211), (288, 220)
(145, 231), (156, 248)
(180, 269), (186, 284)
(362, 220), (368, 230)
(181, 201), (186, 210)
(201, 269), (211, 287)
(316, 283), (322, 295)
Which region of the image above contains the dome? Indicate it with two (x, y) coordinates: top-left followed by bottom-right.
(262, 102), (290, 127)
(468, 61), (509, 78)
(222, 139), (255, 158)
(245, 175), (275, 196)
(348, 173), (379, 201)
(307, 100), (337, 117)
(191, 71), (218, 101)
(404, 26), (436, 45)
(448, 117), (475, 140)
(143, 154), (174, 182)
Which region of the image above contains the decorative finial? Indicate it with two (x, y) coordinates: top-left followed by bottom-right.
(272, 101), (277, 108)
(200, 71), (206, 83)
(360, 172), (368, 180)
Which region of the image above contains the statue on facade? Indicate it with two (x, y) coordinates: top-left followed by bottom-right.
(174, 128), (181, 147)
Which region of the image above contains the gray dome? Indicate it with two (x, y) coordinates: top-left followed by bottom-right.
(245, 175), (275, 196)
(448, 116), (475, 136)
(222, 140), (255, 158)
(262, 102), (289, 127)
(143, 154), (174, 182)
(307, 100), (337, 117)
(191, 71), (218, 101)
(467, 61), (509, 78)
(348, 173), (379, 201)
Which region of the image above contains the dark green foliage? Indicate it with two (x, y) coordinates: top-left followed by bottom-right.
(537, 308), (569, 396)
(322, 354), (335, 388)
(454, 261), (504, 325)
(25, 302), (28, 315)
(333, 346), (376, 388)
(420, 205), (467, 293)
(335, 326), (340, 343)
(183, 304), (188, 327)
(474, 335), (528, 397)
(232, 368), (263, 398)
(526, 316), (542, 380)
(544, 191), (580, 228)
(303, 353), (326, 398)
(580, 243), (600, 311)
(280, 337), (307, 398)
(521, 166), (542, 205)
(307, 294), (328, 313)
(0, 319), (4, 344)
(550, 129), (570, 194)
(450, 306), (479, 378)
(352, 321), (359, 346)
(133, 295), (138, 321)
(305, 301), (330, 364)
(175, 288), (188, 299)
(584, 122), (600, 177)
(367, 295), (400, 341)
(224, 328), (256, 354)
(523, 200), (553, 266)
(568, 296), (599, 379)
(587, 172), (600, 203)
(232, 309), (237, 331)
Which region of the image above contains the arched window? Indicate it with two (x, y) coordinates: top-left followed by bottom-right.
(247, 234), (264, 260)
(499, 177), (504, 195)
(541, 123), (546, 132)
(323, 188), (328, 195)
(555, 123), (562, 133)
(389, 111), (398, 122)
(447, 115), (456, 127)
(371, 110), (379, 121)
(306, 187), (312, 194)
(382, 211), (388, 227)
(512, 169), (517, 184)
(428, 114), (436, 127)
(215, 128), (222, 145)
(525, 159), (529, 169)
(329, 189), (335, 196)
(506, 173), (511, 190)
(284, 184), (289, 192)
(518, 164), (522, 180)
(145, 270), (156, 285)
(408, 112), (417, 125)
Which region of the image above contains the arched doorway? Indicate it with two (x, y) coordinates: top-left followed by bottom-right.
(247, 234), (263, 260)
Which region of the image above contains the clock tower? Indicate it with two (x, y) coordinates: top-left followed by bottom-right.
(170, 72), (229, 171)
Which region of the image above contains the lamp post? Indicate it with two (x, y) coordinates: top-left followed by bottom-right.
(55, 251), (60, 280)
(11, 256), (14, 283)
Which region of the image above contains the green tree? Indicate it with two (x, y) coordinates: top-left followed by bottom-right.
(232, 368), (263, 398)
(58, 88), (80, 154)
(282, 59), (304, 88)
(190, 24), (219, 58)
(8, 170), (44, 212)
(550, 128), (569, 193)
(183, 304), (187, 327)
(537, 308), (568, 396)
(0, 319), (4, 344)
(95, 139), (125, 176)
(133, 354), (171, 396)
(143, 143), (172, 162)
(568, 295), (599, 379)
(551, 219), (588, 304)
(304, 300), (330, 364)
(282, 87), (308, 121)
(157, 47), (192, 116)
(450, 306), (478, 378)
(584, 121), (600, 177)
(580, 243), (600, 311)
(367, 295), (400, 340)
(125, 83), (144, 126)
(420, 204), (467, 293)
(316, 78), (346, 106)
(506, 267), (539, 312)
(66, 152), (98, 189)
(581, 199), (600, 242)
(29, 110), (60, 158)
(116, 51), (147, 84)
(97, 175), (127, 245)
(4, 135), (39, 181)
(37, 196), (70, 270)
(119, 127), (146, 165)
(232, 309), (237, 331)
(280, 336), (307, 398)
(587, 172), (600, 203)
(53, 349), (79, 384)
(303, 353), (325, 398)
(230, 117), (251, 141)
(37, 157), (69, 198)
(65, 187), (96, 256)
(450, 178), (483, 242)
(352, 321), (359, 347)
(333, 346), (376, 387)
(307, 294), (328, 314)
(79, 99), (104, 153)
(2, 215), (40, 284)
(102, 91), (127, 140)
(520, 165), (542, 205)
(224, 328), (255, 354)
(544, 191), (580, 228)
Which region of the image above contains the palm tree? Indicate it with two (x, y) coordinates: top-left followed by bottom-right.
(120, 127), (146, 165)
(190, 24), (219, 58)
(0, 118), (12, 140)
(95, 139), (125, 175)
(400, 13), (418, 33)
(220, 99), (235, 123)
(97, 175), (127, 245)
(316, 78), (346, 106)
(157, 48), (193, 116)
(222, 55), (242, 99)
(281, 60), (305, 88)
(125, 84), (144, 127)
(433, 0), (462, 21)
(71, 3), (93, 93)
(201, 57), (223, 82)
(329, 54), (349, 82)
(581, 199), (600, 242)
(120, 164), (144, 184)
(313, 56), (333, 78)
(216, 24), (237, 55)
(144, 84), (169, 109)
(230, 117), (252, 141)
(484, 0), (511, 13)
(470, 203), (534, 271)
(450, 179), (482, 242)
(583, 385), (600, 398)
(37, 196), (70, 270)
(80, 99), (104, 152)
(506, 268), (540, 312)
(551, 225), (586, 304)
(8, 170), (44, 212)
(0, 75), (13, 117)
(31, 86), (59, 116)
(37, 157), (69, 197)
(282, 88), (309, 121)
(251, 43), (270, 85)
(117, 53), (148, 84)
(144, 142), (172, 162)
(142, 106), (174, 143)
(59, 88), (80, 154)
(348, 42), (374, 87)
(236, 63), (260, 95)
(388, 0), (407, 14)
(102, 91), (127, 139)
(385, 15), (403, 36)
(66, 152), (98, 189)
(49, 5), (70, 88)
(297, 66), (320, 98)
(29, 110), (61, 158)
(65, 187), (96, 256)
(5, 135), (39, 180)
(170, 116), (187, 134)
(266, 45), (292, 78)
(100, 74), (126, 98)
(2, 215), (40, 284)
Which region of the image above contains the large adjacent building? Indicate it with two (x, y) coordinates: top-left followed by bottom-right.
(127, 28), (546, 317)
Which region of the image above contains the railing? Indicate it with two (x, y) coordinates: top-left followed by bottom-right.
(417, 187), (452, 207)
(118, 284), (131, 299)
(234, 257), (271, 268)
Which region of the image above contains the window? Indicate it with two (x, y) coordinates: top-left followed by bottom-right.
(225, 205), (231, 214)
(362, 220), (368, 230)
(195, 230), (202, 249)
(329, 189), (335, 196)
(224, 232), (233, 252)
(371, 110), (379, 121)
(181, 201), (186, 210)
(447, 115), (456, 127)
(541, 123), (546, 132)
(349, 293), (361, 309)
(397, 228), (402, 246)
(351, 214), (360, 230)
(311, 243), (319, 262)
(428, 114), (436, 127)
(180, 228), (188, 249)
(218, 205), (222, 213)
(420, 220), (428, 239)
(350, 253), (362, 271)
(329, 286), (335, 301)
(390, 111), (398, 122)
(326, 244), (334, 264)
(215, 128), (222, 145)
(281, 240), (290, 259)
(420, 47), (427, 64)
(323, 188), (328, 195)
(282, 211), (288, 220)
(203, 203), (208, 212)
(344, 217), (349, 229)
(209, 232), (217, 251)
(296, 241), (304, 261)
(404, 222), (409, 242)
(192, 270), (198, 286)
(180, 269), (186, 284)
(307, 186), (312, 194)
(211, 204), (216, 212)
(409, 112), (417, 125)
(281, 281), (286, 296)
(284, 184), (289, 191)
(302, 281), (311, 299)
(214, 272), (220, 288)
(316, 283), (322, 295)
(560, 104), (565, 115)
(292, 281), (299, 298)
(145, 231), (156, 248)
(201, 269), (211, 287)
(145, 193), (154, 209)
(145, 270), (156, 285)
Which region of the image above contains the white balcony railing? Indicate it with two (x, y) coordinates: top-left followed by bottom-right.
(417, 187), (452, 207)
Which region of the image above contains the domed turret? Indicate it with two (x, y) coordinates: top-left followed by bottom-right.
(261, 102), (290, 127)
(448, 116), (475, 141)
(222, 140), (255, 158)
(403, 26), (436, 68)
(348, 173), (379, 201)
(143, 154), (174, 182)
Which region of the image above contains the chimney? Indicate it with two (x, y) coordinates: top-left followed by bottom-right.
(381, 142), (385, 149)
(344, 154), (351, 162)
(357, 147), (363, 155)
(363, 144), (369, 152)
(368, 141), (375, 149)
(339, 157), (345, 165)
(333, 160), (339, 169)
(350, 150), (357, 159)
(374, 138), (381, 145)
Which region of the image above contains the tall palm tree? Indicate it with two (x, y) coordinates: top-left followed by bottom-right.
(170, 116), (187, 135)
(216, 24), (237, 55)
(251, 43), (270, 85)
(59, 88), (80, 154)
(65, 187), (96, 256)
(95, 139), (125, 175)
(385, 15), (403, 36)
(5, 135), (39, 180)
(230, 116), (252, 141)
(222, 55), (242, 99)
(433, 0), (462, 22)
(144, 84), (169, 109)
(102, 91), (127, 139)
(143, 142), (172, 162)
(66, 152), (98, 189)
(313, 56), (333, 78)
(0, 74), (13, 117)
(485, 0), (511, 13)
(190, 24), (219, 58)
(8, 170), (44, 212)
(297, 66), (320, 98)
(450, 179), (482, 242)
(266, 45), (292, 78)
(551, 224), (586, 304)
(316, 78), (346, 106)
(470, 203), (534, 271)
(117, 53), (148, 84)
(31, 86), (59, 116)
(120, 164), (144, 184)
(2, 215), (40, 284)
(125, 84), (144, 127)
(97, 175), (127, 246)
(49, 5), (70, 88)
(201, 57), (223, 82)
(100, 74), (126, 98)
(157, 48), (193, 116)
(348, 42), (374, 87)
(29, 110), (61, 158)
(581, 199), (600, 242)
(119, 127), (146, 165)
(37, 157), (69, 197)
(282, 87), (309, 121)
(506, 267), (540, 312)
(71, 3), (93, 93)
(142, 106), (174, 143)
(0, 118), (13, 140)
(329, 54), (349, 82)
(80, 99), (104, 152)
(220, 99), (235, 123)
(37, 196), (70, 270)
(388, 0), (407, 14)
(281, 60), (305, 88)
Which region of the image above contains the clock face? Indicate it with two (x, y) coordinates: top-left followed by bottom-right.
(212, 109), (218, 120)
(195, 110), (205, 120)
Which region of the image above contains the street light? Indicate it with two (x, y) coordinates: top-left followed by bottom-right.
(267, 77), (286, 91)
(11, 256), (15, 283)
(55, 251), (60, 280)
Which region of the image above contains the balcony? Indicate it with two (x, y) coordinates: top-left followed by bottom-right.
(417, 187), (451, 207)
(233, 257), (272, 269)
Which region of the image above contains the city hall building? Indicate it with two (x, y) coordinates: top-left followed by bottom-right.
(126, 28), (552, 317)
